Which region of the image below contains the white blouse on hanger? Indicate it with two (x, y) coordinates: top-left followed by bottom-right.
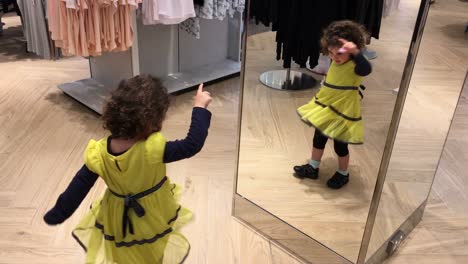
(143, 0), (195, 25)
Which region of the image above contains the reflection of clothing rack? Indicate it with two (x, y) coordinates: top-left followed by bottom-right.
(249, 0), (384, 92)
(259, 69), (317, 91)
(59, 14), (242, 114)
(247, 21), (317, 90)
(250, 0), (383, 70)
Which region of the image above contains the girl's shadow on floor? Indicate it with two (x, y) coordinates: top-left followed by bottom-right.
(44, 90), (103, 134)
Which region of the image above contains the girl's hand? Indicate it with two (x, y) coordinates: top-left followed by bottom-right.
(194, 83), (212, 108)
(338, 38), (360, 56)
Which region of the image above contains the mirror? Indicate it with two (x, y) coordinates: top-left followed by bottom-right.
(364, 0), (468, 261)
(235, 0), (429, 263)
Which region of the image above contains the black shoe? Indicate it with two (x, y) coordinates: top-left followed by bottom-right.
(293, 164), (319, 179)
(327, 172), (349, 189)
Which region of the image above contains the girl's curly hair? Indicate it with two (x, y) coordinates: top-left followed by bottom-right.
(102, 74), (170, 139)
(321, 20), (368, 55)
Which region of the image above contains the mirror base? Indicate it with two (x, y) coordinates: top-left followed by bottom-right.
(366, 200), (426, 264)
(259, 69), (318, 91)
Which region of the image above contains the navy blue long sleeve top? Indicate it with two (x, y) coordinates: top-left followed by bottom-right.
(44, 107), (212, 225)
(353, 52), (372, 77)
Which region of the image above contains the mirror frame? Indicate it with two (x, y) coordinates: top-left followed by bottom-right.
(357, 0), (431, 261)
(232, 1), (432, 263)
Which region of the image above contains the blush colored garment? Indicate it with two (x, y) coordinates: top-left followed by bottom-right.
(46, 0), (141, 56)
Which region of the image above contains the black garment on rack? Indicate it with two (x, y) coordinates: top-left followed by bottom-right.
(353, 0), (384, 39)
(1, 0), (21, 16)
(275, 0), (352, 68)
(194, 0), (204, 6)
(249, 0), (279, 27)
(249, 0), (384, 69)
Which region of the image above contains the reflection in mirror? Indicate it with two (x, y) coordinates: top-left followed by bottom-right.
(365, 0), (468, 261)
(237, 0), (422, 262)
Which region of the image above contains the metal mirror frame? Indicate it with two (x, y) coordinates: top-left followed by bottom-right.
(232, 1), (432, 263)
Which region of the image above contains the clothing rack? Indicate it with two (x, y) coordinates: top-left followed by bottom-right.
(249, 0), (386, 92)
(246, 20), (318, 91)
(59, 12), (242, 114)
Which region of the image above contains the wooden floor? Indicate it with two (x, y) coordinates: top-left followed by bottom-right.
(0, 1), (467, 263)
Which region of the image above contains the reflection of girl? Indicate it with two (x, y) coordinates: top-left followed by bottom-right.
(294, 21), (372, 189)
(44, 75), (212, 263)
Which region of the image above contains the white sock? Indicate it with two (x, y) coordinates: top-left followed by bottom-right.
(309, 160), (321, 169)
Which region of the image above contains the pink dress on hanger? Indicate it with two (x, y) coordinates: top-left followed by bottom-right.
(46, 0), (140, 56)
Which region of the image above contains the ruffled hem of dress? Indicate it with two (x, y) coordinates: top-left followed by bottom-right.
(72, 183), (192, 263)
(72, 229), (191, 263)
(296, 109), (364, 145)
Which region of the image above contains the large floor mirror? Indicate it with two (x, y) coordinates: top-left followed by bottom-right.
(232, 0), (466, 263)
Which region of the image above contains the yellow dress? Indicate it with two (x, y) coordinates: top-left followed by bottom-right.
(297, 59), (364, 144)
(72, 132), (192, 264)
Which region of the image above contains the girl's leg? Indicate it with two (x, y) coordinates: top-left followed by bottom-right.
(310, 130), (328, 167)
(310, 147), (325, 169)
(334, 141), (349, 173)
(311, 146), (325, 162)
(327, 141), (350, 189)
(294, 130), (328, 179)
(338, 154), (350, 174)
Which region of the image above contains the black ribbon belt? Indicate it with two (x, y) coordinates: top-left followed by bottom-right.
(109, 176), (168, 238)
(323, 81), (359, 90)
(314, 96), (362, 121)
(323, 82), (367, 99)
(359, 84), (366, 99)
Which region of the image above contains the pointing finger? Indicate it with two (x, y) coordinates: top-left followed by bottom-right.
(198, 83), (204, 93)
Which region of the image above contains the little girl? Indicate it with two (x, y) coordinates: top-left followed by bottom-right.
(294, 20), (372, 189)
(44, 75), (212, 263)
